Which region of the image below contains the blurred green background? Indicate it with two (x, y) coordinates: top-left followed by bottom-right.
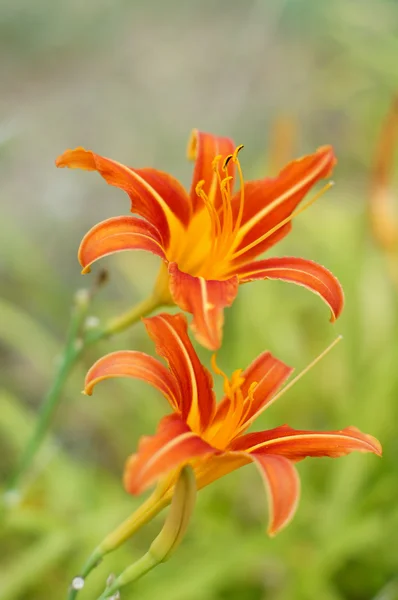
(1, 0), (398, 598)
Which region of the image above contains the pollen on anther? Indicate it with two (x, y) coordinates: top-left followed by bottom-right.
(195, 180), (206, 196)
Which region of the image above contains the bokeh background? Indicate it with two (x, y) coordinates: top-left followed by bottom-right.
(1, 1), (398, 598)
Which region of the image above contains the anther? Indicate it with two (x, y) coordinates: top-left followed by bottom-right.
(223, 154), (234, 170)
(195, 180), (206, 196)
(232, 144), (244, 162)
(247, 381), (258, 400)
(220, 176), (233, 192)
(211, 155), (223, 172)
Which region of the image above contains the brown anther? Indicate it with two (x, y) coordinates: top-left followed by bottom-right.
(223, 154), (234, 170)
(232, 144), (244, 162)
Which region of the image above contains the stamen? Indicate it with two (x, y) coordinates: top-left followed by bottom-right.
(229, 369), (245, 394)
(235, 335), (343, 435)
(223, 154), (234, 170)
(209, 155), (223, 204)
(211, 356), (244, 400)
(218, 176), (234, 246)
(195, 180), (221, 243)
(212, 158), (232, 241)
(195, 180), (206, 197)
(209, 355), (248, 447)
(230, 180), (334, 261)
(232, 144), (244, 161)
(212, 155), (223, 171)
(247, 380), (258, 398)
(211, 354), (230, 394)
(232, 146), (246, 235)
(241, 380), (258, 422)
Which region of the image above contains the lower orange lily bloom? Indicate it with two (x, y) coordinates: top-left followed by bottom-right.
(84, 313), (381, 536)
(56, 130), (344, 350)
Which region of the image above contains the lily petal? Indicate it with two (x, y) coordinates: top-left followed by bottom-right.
(56, 148), (191, 245)
(250, 454), (300, 536)
(231, 424), (382, 458)
(168, 262), (239, 351)
(143, 313), (216, 431)
(231, 146), (336, 262)
(187, 130), (236, 212)
(239, 351), (294, 426)
(84, 350), (181, 412)
(236, 256), (344, 322)
(124, 414), (217, 495)
(78, 215), (166, 274)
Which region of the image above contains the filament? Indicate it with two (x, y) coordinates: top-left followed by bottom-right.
(230, 181), (334, 261)
(235, 335), (343, 435)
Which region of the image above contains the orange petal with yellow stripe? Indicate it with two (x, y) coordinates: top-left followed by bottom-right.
(168, 263), (239, 351)
(142, 313), (216, 430)
(84, 350), (181, 412)
(250, 454), (300, 536)
(239, 351), (294, 426)
(231, 425), (382, 458)
(56, 148), (191, 245)
(236, 256), (344, 322)
(188, 130), (236, 212)
(124, 414), (217, 494)
(78, 216), (166, 273)
(231, 146), (336, 263)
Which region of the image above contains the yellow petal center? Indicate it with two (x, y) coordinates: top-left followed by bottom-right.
(167, 146), (246, 280)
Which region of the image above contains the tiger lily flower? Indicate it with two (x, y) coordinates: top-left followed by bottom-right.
(84, 313), (381, 536)
(56, 131), (343, 350)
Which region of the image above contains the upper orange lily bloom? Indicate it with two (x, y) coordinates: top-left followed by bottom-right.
(84, 313), (381, 536)
(56, 130), (344, 350)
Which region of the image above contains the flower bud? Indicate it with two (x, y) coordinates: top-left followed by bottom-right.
(149, 465), (196, 563)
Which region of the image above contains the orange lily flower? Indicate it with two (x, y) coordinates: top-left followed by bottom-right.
(84, 313), (381, 536)
(56, 131), (343, 350)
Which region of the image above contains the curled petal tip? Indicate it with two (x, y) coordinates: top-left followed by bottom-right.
(365, 434), (382, 456)
(81, 389), (90, 396)
(55, 147), (88, 168)
(81, 266), (91, 275)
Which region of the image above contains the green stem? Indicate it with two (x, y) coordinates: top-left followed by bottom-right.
(6, 293), (88, 494)
(6, 292), (162, 496)
(66, 490), (168, 600)
(97, 552), (158, 600)
(96, 293), (161, 339)
(95, 467), (196, 600)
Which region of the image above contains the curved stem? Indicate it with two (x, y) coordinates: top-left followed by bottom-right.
(6, 292), (162, 496)
(95, 468), (196, 600)
(96, 293), (161, 339)
(66, 490), (169, 600)
(97, 553), (157, 600)
(6, 292), (88, 494)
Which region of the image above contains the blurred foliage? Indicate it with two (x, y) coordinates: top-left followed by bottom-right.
(1, 0), (398, 599)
